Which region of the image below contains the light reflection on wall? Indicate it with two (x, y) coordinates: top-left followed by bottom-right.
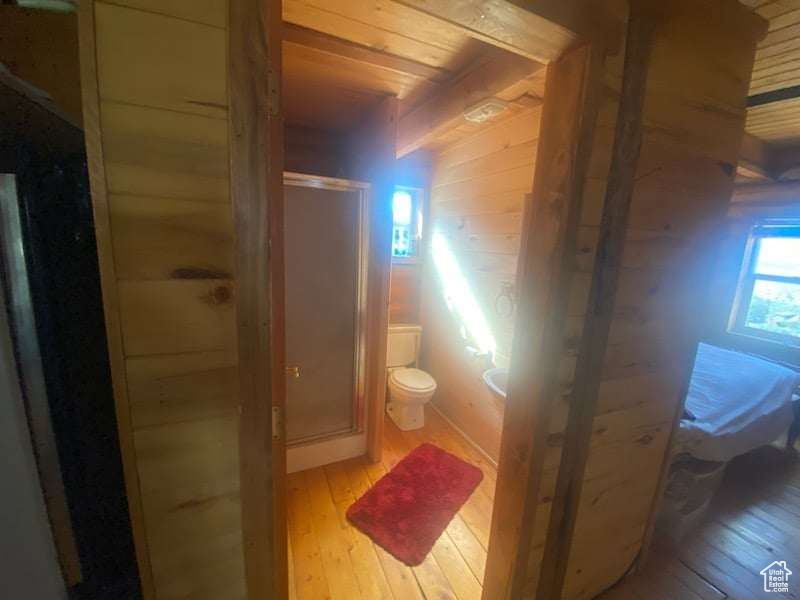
(430, 229), (497, 358)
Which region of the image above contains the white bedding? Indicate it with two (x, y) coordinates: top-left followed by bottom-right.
(676, 343), (800, 462)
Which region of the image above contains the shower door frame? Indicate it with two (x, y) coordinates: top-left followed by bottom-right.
(283, 172), (371, 445)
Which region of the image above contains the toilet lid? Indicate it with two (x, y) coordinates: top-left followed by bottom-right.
(390, 368), (436, 393)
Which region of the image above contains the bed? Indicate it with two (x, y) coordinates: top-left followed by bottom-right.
(675, 343), (800, 463)
(658, 343), (800, 539)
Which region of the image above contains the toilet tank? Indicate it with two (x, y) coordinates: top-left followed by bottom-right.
(387, 324), (422, 368)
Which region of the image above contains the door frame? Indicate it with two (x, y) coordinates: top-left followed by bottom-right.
(228, 0), (287, 598)
(229, 2), (617, 599)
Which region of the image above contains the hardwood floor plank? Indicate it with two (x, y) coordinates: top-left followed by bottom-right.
(445, 516), (487, 584)
(599, 584), (642, 599)
(600, 447), (800, 600)
(289, 408), (502, 600)
(287, 472), (332, 600)
(430, 531), (483, 600)
(412, 553), (459, 600)
(679, 533), (766, 600)
(331, 496), (395, 599)
(341, 457), (373, 499)
(304, 468), (364, 599)
(324, 461), (355, 503)
(662, 558), (725, 600)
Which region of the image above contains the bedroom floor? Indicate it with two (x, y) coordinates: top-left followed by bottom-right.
(602, 442), (800, 599)
(287, 406), (497, 600)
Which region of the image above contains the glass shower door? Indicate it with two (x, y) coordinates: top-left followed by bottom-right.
(283, 175), (368, 444)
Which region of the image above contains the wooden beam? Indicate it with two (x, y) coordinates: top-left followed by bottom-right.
(392, 0), (577, 63)
(732, 180), (800, 204)
(397, 50), (543, 157)
(535, 4), (657, 598)
(283, 22), (448, 83)
(482, 42), (603, 600)
(770, 143), (800, 181)
(229, 0), (287, 599)
(347, 96), (398, 463)
(748, 84), (800, 107)
(738, 132), (774, 180)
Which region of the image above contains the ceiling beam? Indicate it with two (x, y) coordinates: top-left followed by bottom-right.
(732, 180), (800, 204)
(391, 0), (576, 63)
(748, 84), (800, 108)
(738, 132), (774, 181)
(282, 23), (449, 83)
(396, 50), (543, 157)
(738, 131), (800, 182)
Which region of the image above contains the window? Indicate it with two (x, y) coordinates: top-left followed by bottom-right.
(730, 222), (800, 345)
(392, 186), (423, 260)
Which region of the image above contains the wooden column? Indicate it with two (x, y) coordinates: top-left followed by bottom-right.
(482, 42), (603, 600)
(535, 3), (658, 598)
(229, 0), (287, 598)
(348, 96), (399, 463)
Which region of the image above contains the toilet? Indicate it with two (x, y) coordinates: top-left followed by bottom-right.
(386, 324), (437, 431)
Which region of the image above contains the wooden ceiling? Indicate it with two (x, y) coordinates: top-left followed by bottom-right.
(746, 1), (800, 145)
(281, 0), (545, 149)
(282, 0), (487, 132)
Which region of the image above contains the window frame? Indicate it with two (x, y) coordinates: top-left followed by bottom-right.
(728, 220), (800, 347)
(391, 185), (424, 264)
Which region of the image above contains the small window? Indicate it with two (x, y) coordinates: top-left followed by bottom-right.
(392, 187), (423, 260)
(730, 222), (800, 345)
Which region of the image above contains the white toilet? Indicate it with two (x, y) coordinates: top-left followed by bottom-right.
(386, 324), (437, 431)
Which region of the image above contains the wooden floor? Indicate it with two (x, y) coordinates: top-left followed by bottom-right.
(287, 406), (498, 600)
(602, 443), (800, 600)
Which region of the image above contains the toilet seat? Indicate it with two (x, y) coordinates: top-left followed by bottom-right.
(389, 368), (436, 394)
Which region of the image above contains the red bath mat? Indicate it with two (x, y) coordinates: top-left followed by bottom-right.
(346, 443), (483, 566)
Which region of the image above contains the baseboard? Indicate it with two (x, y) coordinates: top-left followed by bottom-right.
(287, 432), (366, 473)
(429, 403), (498, 469)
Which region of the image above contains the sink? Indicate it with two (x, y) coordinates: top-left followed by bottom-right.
(482, 367), (509, 400)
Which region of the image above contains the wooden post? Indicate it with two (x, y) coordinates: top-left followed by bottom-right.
(348, 96), (398, 464)
(535, 4), (659, 599)
(228, 0), (287, 598)
(482, 42), (603, 600)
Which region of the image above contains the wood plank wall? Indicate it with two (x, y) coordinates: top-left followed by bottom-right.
(419, 106), (543, 461)
(389, 264), (421, 323)
(522, 2), (764, 598)
(79, 2), (246, 599)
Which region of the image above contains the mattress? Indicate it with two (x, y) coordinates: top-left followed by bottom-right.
(676, 343), (800, 462)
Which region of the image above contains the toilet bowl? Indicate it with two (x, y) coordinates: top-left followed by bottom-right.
(387, 367), (437, 431)
(386, 324), (437, 430)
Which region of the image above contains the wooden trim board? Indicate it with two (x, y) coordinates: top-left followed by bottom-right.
(76, 2), (155, 597)
(482, 41), (604, 600)
(228, 0), (288, 598)
(347, 96), (399, 464)
(286, 433), (367, 474)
